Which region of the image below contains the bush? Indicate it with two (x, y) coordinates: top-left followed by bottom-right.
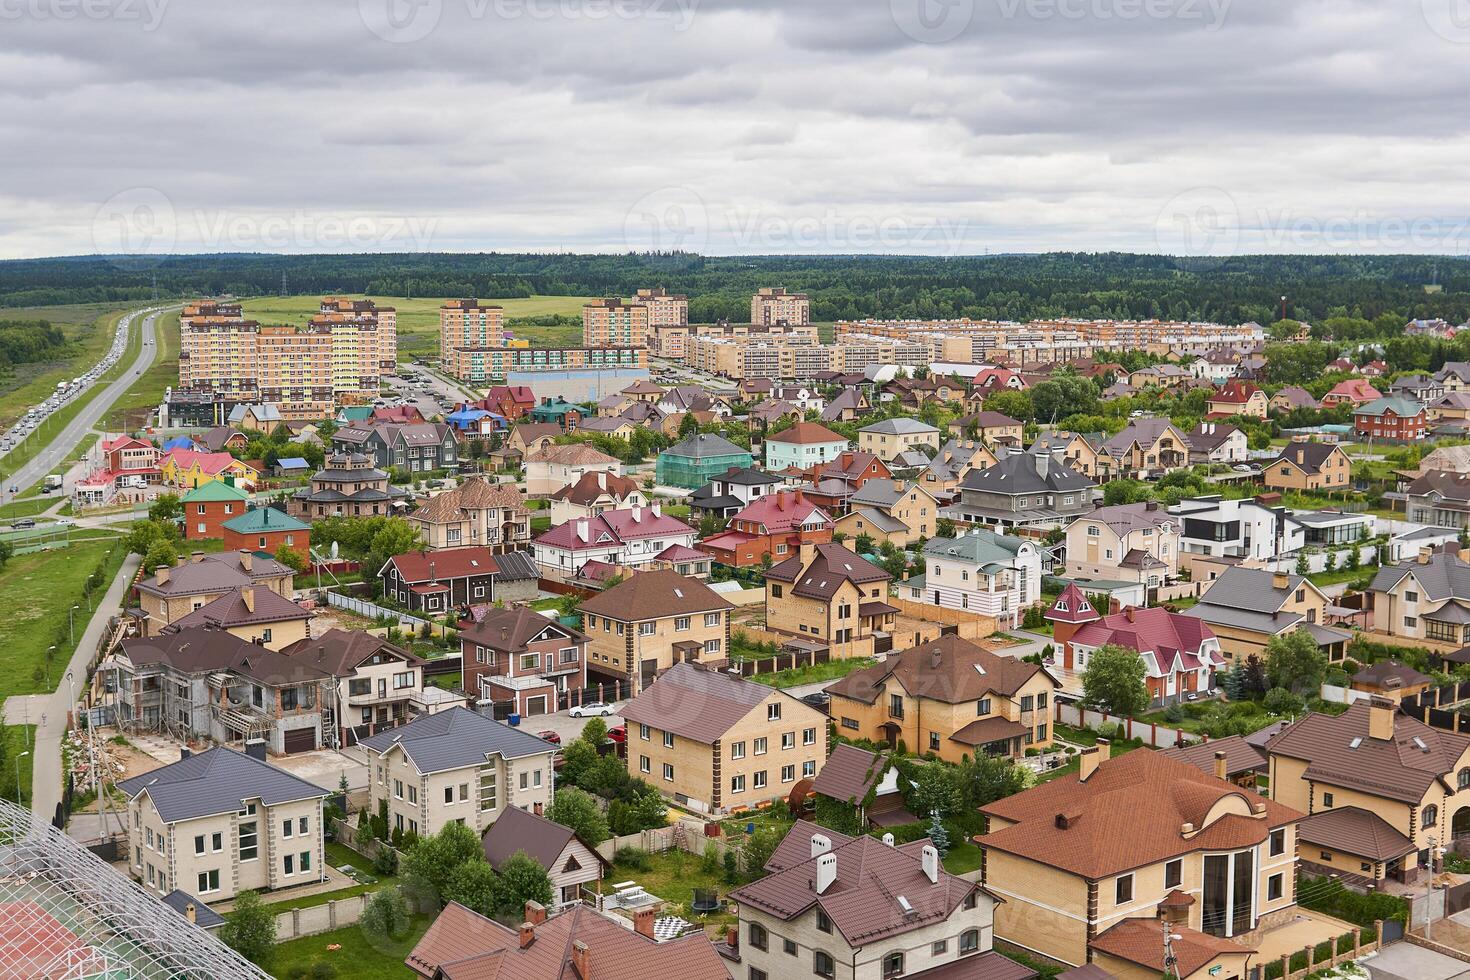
(1263, 687), (1305, 716)
(360, 887), (413, 941)
(613, 847), (651, 871)
(220, 891), (276, 966)
(373, 844), (399, 877)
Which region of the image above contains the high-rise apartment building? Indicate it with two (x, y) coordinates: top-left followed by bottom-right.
(751, 287), (811, 327)
(631, 288), (688, 327)
(836, 317), (1262, 363)
(440, 299), (513, 379)
(581, 299), (650, 348)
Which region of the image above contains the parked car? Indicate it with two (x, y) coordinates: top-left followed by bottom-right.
(568, 702), (616, 718)
(606, 725), (626, 743)
(799, 692), (831, 714)
(10, 518), (35, 529)
(537, 730), (562, 745)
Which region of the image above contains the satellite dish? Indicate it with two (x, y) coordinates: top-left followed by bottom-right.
(330, 541), (340, 560)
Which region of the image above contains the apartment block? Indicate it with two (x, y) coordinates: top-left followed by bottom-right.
(650, 320), (816, 359)
(751, 287), (811, 326)
(439, 299), (510, 381)
(632, 287), (688, 327)
(837, 317), (1263, 362)
(582, 298), (651, 348)
(686, 335), (928, 380)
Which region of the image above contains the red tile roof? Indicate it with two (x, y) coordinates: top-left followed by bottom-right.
(534, 507), (694, 552)
(385, 547), (499, 583)
(729, 490), (831, 534)
(1066, 606), (1221, 677)
(767, 421), (847, 445)
(1091, 918), (1245, 977)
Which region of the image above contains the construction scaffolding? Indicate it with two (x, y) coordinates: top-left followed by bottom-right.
(0, 797), (269, 980)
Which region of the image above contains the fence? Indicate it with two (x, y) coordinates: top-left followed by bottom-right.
(1251, 924), (1380, 980)
(272, 892), (372, 942)
(324, 591), (454, 637)
(1401, 679), (1470, 733)
(1319, 683), (1373, 706)
(1263, 544), (1378, 575)
(1054, 703), (1199, 749)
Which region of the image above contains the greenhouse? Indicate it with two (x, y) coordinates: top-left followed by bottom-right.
(655, 433), (754, 489)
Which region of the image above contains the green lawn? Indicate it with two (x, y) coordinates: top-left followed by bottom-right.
(2, 725), (36, 804)
(426, 670), (461, 691)
(749, 657), (875, 689)
(268, 917), (432, 980)
(0, 496), (62, 520)
(607, 848), (737, 928)
(942, 840), (983, 875)
(108, 309), (178, 426)
(0, 536), (127, 699)
(0, 303), (135, 428)
(1035, 740), (1140, 783)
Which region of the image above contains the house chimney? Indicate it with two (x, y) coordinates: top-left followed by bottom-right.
(1369, 696), (1396, 741)
(921, 845), (940, 884)
(811, 833), (832, 859)
(651, 503), (661, 518)
(1124, 606), (1135, 623)
(1079, 741), (1107, 782)
(1034, 453), (1050, 479)
(184, 902), (196, 924)
(633, 906), (657, 940)
(1419, 546), (1434, 565)
(524, 900), (547, 925)
(632, 506), (642, 523)
(882, 833), (895, 847)
(795, 488), (804, 506)
(571, 940), (591, 978)
(191, 551), (205, 563)
(241, 587), (255, 613)
(597, 471), (606, 491)
(239, 550), (252, 573)
(1272, 572), (1289, 590)
(156, 566), (170, 586)
(519, 922), (536, 949)
(577, 520), (589, 543)
(180, 747), (190, 761)
(1213, 750), (1227, 782)
(815, 852), (838, 894)
(1145, 500), (1158, 512)
(799, 541), (816, 566)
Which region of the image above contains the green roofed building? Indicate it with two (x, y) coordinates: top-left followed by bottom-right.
(655, 433), (753, 489)
(180, 479), (252, 542)
(221, 506), (311, 562)
(180, 480), (250, 504)
(338, 405), (374, 423)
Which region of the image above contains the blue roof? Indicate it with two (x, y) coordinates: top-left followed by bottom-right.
(276, 456), (309, 468)
(162, 436), (194, 451)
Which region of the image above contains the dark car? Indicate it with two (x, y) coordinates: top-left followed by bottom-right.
(799, 692), (831, 714)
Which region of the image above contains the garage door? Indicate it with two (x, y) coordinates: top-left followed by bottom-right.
(283, 728), (317, 754)
(524, 695), (549, 717)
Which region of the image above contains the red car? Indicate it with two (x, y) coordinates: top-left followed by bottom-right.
(538, 730), (562, 745)
(607, 725), (626, 744)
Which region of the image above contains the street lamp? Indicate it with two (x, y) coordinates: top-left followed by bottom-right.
(66, 669), (75, 711)
(69, 604), (80, 646)
(46, 647), (55, 687)
(16, 751), (28, 808)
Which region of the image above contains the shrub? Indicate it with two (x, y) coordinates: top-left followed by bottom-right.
(360, 887), (412, 941)
(614, 847), (651, 871)
(373, 844), (399, 877)
(220, 891), (276, 966)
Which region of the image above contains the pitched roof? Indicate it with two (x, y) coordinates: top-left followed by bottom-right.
(546, 470), (640, 507)
(1193, 565), (1305, 614)
(1265, 701), (1470, 804)
(620, 663), (786, 743)
(1186, 422), (1241, 453)
(1077, 502), (1175, 537)
(859, 417), (940, 436)
(119, 627), (331, 686)
(1102, 417), (1186, 455)
(411, 478), (526, 524)
(510, 422), (562, 444)
(166, 586), (309, 631)
(460, 607), (586, 652)
(959, 452), (1095, 496)
(764, 542), (890, 600)
(135, 551), (291, 598)
(767, 422), (847, 445)
(117, 747), (326, 824)
(1091, 918), (1244, 977)
(1066, 606), (1219, 677)
(525, 443), (620, 466)
(180, 480), (250, 503)
(979, 750), (1302, 879)
(961, 411), (1022, 429)
(578, 571), (733, 622)
(1324, 379), (1381, 401)
(809, 743), (893, 803)
(534, 508), (694, 551)
(727, 490), (831, 533)
(359, 705), (555, 773)
(1403, 468), (1470, 503)
(1351, 659), (1433, 690)
(220, 506), (310, 535)
(280, 628), (423, 677)
(1355, 396), (1425, 419)
(160, 890), (226, 929)
(384, 547), (500, 583)
(661, 432), (748, 459)
(1369, 552), (1470, 603)
(1272, 386), (1320, 408)
(1161, 734), (1268, 778)
(827, 635), (1056, 705)
(480, 805), (607, 873)
(1296, 806), (1416, 862)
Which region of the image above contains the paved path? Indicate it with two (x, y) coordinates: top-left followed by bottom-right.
(4, 551), (140, 824)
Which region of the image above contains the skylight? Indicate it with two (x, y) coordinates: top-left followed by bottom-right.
(1349, 737), (1362, 749)
(673, 589), (683, 598)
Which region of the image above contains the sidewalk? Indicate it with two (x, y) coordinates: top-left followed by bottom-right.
(3, 552), (140, 823)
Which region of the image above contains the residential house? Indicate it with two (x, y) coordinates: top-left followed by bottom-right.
(1349, 660), (1434, 701)
(574, 415), (636, 440)
(1047, 584), (1224, 706)
(658, 385), (732, 418)
(820, 387), (871, 423)
(1206, 381), (1269, 419)
(1367, 548), (1470, 645)
(900, 529), (1042, 629)
(1029, 431), (1110, 481)
(1261, 442), (1352, 492)
(955, 452), (1097, 531)
(360, 705), (558, 838)
(1321, 379), (1382, 407)
(1186, 422), (1249, 464)
(655, 433), (754, 490)
(1436, 361), (1470, 392)
(380, 546), (515, 613)
(698, 489), (833, 568)
(815, 450), (894, 491)
(1102, 418), (1191, 480)
(193, 427), (246, 454)
(526, 446), (622, 501)
(950, 411), (1025, 449)
(1361, 360), (1389, 378)
(480, 806), (608, 906)
(809, 743), (910, 829)
(107, 627), (331, 753)
(771, 384), (826, 412)
(728, 822), (1024, 980)
(620, 662), (827, 813)
(288, 452), (408, 520)
(1064, 501), (1179, 590)
(281, 628), (424, 747)
(506, 422), (561, 457)
(1387, 373), (1445, 404)
(459, 607), (588, 716)
(1169, 495), (1305, 562)
(163, 585), (312, 651)
(132, 550), (295, 638)
(764, 422), (850, 471)
(1270, 387), (1321, 413)
(228, 403), (284, 432)
(547, 470), (646, 523)
(854, 418), (940, 463)
(1428, 391), (1470, 424)
(118, 748), (328, 902)
(1126, 364), (1192, 388)
(222, 506), (311, 564)
(1353, 397), (1428, 443)
(1182, 567), (1348, 661)
(747, 398), (803, 428)
(1162, 734), (1271, 789)
(764, 541), (894, 646)
(917, 440), (997, 501)
(1266, 698), (1470, 886)
(833, 478), (940, 548)
(529, 397), (584, 431)
(577, 571), (732, 689)
(331, 421), (460, 474)
(1189, 350), (1241, 382)
(181, 480), (251, 541)
(689, 465), (783, 520)
(481, 384), (536, 420)
(973, 365), (1030, 391)
(826, 635), (1059, 762)
(160, 449), (259, 491)
(531, 506), (698, 583)
(406, 477), (531, 552)
(978, 748), (1302, 969)
(1404, 469), (1470, 529)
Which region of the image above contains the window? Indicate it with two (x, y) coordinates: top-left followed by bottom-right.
(749, 970), (767, 980)
(814, 951), (835, 978)
(784, 938), (797, 955)
(748, 922), (767, 951)
(675, 617), (690, 631)
(731, 774), (746, 793)
(301, 850), (311, 872)
(959, 929), (980, 954)
(283, 819), (293, 839)
(1165, 859), (1182, 889)
(663, 731), (675, 749)
(976, 697), (991, 715)
(408, 785), (418, 804)
(929, 732), (940, 751)
(1270, 829), (1285, 856)
(1406, 590), (1419, 603)
(803, 727), (817, 745)
(663, 763), (674, 781)
(638, 622), (657, 636)
(1460, 768), (1470, 790)
(1268, 873), (1283, 901)
(705, 613), (721, 627)
(782, 764), (795, 782)
(212, 832), (222, 852)
(640, 755), (651, 773)
(753, 771), (767, 789)
(194, 835), (205, 856)
(781, 732), (795, 750)
(754, 737), (767, 755)
(932, 940), (948, 955)
(283, 853), (294, 876)
(1322, 792), (1334, 808)
(348, 678), (370, 696)
(394, 779), (404, 800)
(639, 723), (650, 740)
(841, 717), (859, 730)
(771, 584), (782, 598)
(479, 766), (498, 811)
(1423, 805), (1438, 828)
(445, 786), (455, 804)
(882, 952), (904, 978)
(1115, 874), (1133, 904)
(731, 741), (746, 760)
(239, 822), (258, 861)
(803, 760), (816, 777)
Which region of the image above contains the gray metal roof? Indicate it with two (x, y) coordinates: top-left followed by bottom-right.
(1195, 566), (1302, 614)
(117, 748), (327, 824)
(849, 506), (907, 534)
(859, 417), (939, 435)
(358, 705), (555, 773)
(1369, 554), (1470, 603)
(922, 529), (1027, 564)
(161, 890), (226, 929)
(959, 452), (1095, 495)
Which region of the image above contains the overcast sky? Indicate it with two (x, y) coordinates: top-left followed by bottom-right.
(3, 0), (1469, 259)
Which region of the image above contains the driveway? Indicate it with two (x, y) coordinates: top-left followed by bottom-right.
(1363, 943), (1470, 980)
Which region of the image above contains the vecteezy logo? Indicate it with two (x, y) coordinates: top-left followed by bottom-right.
(623, 186), (709, 253)
(92, 188), (176, 268)
(1154, 186), (1240, 269)
(359, 0), (442, 43)
(891, 0), (974, 43)
(1423, 0), (1470, 43)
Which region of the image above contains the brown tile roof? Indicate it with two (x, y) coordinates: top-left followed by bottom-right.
(1297, 806), (1416, 862)
(950, 716), (1028, 747)
(577, 569), (731, 622)
(526, 444), (620, 466)
(510, 422), (562, 445)
(406, 901), (727, 980)
(384, 547), (500, 583)
(809, 743), (890, 803)
(765, 542), (890, 600)
(768, 421), (847, 445)
(479, 805), (607, 874)
(1161, 734), (1268, 778)
(460, 607), (586, 653)
(1265, 701), (1470, 804)
(979, 750), (1302, 879)
(619, 663), (788, 744)
(280, 628), (422, 677)
(411, 478), (526, 524)
(1351, 660), (1433, 690)
(826, 635), (1055, 706)
(1091, 918), (1245, 977)
(727, 825), (981, 946)
(547, 470), (640, 506)
(165, 586), (309, 631)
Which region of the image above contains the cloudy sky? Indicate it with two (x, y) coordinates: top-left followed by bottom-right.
(3, 0), (1469, 258)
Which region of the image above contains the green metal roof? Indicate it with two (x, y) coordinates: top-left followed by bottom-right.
(339, 406), (374, 422)
(180, 480), (250, 502)
(221, 507), (309, 534)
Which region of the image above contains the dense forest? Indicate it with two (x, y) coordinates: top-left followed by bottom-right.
(0, 319), (71, 370)
(3, 253), (1470, 326)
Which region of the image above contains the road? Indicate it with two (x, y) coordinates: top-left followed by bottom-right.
(3, 307), (167, 497)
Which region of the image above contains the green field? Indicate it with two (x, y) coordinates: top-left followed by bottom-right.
(2, 724), (36, 804)
(268, 917), (431, 980)
(238, 294), (595, 361)
(0, 303), (136, 429)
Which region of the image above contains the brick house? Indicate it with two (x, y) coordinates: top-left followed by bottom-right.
(181, 480), (250, 541)
(697, 489), (833, 568)
(1353, 396), (1428, 443)
(459, 607), (589, 716)
(577, 570), (732, 690)
(1261, 442), (1352, 492)
(221, 506), (311, 564)
(764, 542), (894, 646)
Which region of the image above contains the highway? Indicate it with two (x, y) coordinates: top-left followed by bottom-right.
(2, 306), (169, 499)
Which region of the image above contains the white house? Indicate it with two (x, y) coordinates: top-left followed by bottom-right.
(901, 529), (1042, 629)
(770, 386), (826, 413)
(530, 506), (698, 580)
(1169, 495), (1305, 561)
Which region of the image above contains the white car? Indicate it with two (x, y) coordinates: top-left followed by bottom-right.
(568, 702), (617, 718)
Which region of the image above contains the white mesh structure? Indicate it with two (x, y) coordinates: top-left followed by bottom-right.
(0, 797), (269, 980)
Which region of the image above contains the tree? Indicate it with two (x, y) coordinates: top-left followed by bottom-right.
(982, 390), (1033, 423)
(125, 518), (177, 556)
(678, 412), (699, 437)
(143, 539), (178, 573)
(274, 543), (307, 573)
(936, 517), (956, 539)
(741, 827), (782, 881)
(908, 763), (962, 817)
(1264, 627), (1329, 696)
(220, 890), (276, 965)
(545, 787), (610, 844)
(1263, 687), (1305, 716)
(494, 851), (554, 917)
(1296, 552), (1310, 576)
(927, 809), (951, 858)
(559, 739), (598, 787)
(148, 493), (182, 522)
(0, 539), (12, 570)
(1081, 644), (1150, 716)
(444, 860), (500, 916)
(402, 821), (484, 903)
(1102, 479), (1151, 506)
(360, 886), (412, 941)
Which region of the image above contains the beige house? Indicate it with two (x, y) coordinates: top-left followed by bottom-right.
(524, 443), (621, 497)
(764, 542), (894, 646)
(118, 748), (328, 903)
(480, 806), (608, 906)
(547, 470), (647, 523)
(577, 570), (733, 691)
(833, 479), (940, 547)
(1101, 418), (1191, 480)
(1364, 549), (1470, 645)
(621, 663), (827, 814)
(826, 635), (1059, 763)
(1182, 567), (1346, 662)
(728, 821), (1015, 980)
(979, 747), (1303, 970)
(359, 706), (558, 839)
(857, 418), (941, 461)
(1064, 501), (1179, 589)
(163, 584), (312, 651)
(406, 476), (531, 553)
(133, 551), (295, 638)
(506, 423), (561, 458)
(1261, 442), (1352, 492)
(1030, 431), (1113, 481)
